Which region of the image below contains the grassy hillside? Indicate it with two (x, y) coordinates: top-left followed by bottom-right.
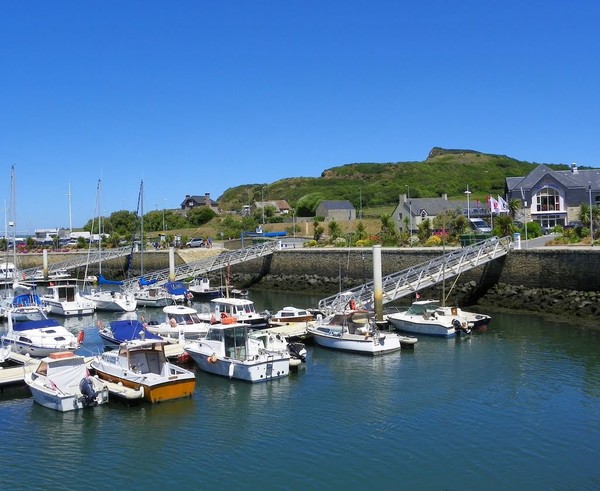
(218, 147), (571, 213)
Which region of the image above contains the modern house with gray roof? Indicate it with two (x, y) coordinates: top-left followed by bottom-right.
(506, 163), (600, 229)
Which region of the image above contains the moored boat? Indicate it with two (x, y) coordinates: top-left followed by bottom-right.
(145, 304), (211, 342)
(184, 322), (290, 382)
(90, 339), (196, 403)
(385, 300), (473, 337)
(41, 283), (96, 317)
(199, 297), (269, 329)
(269, 306), (315, 324)
(1, 306), (84, 357)
(307, 308), (402, 355)
(97, 319), (163, 348)
(24, 351), (109, 412)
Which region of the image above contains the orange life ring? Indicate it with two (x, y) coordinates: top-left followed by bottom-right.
(349, 299), (357, 310)
(77, 330), (85, 344)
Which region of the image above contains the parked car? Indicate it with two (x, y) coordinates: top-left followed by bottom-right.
(186, 238), (205, 248)
(468, 218), (492, 234)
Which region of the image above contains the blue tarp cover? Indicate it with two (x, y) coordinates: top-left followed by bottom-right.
(164, 281), (189, 295)
(108, 320), (162, 342)
(139, 277), (158, 286)
(13, 319), (61, 332)
(98, 274), (124, 286)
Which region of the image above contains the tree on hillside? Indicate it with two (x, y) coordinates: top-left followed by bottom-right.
(188, 207), (217, 227)
(297, 193), (325, 217)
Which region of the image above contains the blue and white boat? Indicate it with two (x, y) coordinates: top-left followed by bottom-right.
(97, 319), (163, 348)
(1, 306), (83, 357)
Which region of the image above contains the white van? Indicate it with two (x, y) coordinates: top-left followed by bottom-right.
(469, 218), (492, 234)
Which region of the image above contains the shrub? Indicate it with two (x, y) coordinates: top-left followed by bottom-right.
(424, 235), (442, 247)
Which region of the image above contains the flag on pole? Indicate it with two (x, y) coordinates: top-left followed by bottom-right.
(497, 195), (509, 213)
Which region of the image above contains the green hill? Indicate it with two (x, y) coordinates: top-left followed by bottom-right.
(217, 147), (572, 215)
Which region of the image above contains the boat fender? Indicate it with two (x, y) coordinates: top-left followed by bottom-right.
(208, 354), (218, 364)
(77, 330), (85, 345)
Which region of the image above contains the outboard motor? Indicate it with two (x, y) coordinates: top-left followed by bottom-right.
(287, 342), (307, 363)
(79, 377), (98, 406)
(452, 318), (472, 335)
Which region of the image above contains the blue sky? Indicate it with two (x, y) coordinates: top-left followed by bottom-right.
(1, 1), (599, 234)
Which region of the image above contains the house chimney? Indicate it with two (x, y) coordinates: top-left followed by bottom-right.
(571, 162), (578, 174)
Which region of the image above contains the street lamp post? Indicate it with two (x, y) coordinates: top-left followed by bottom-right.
(163, 199), (166, 232)
(464, 185), (472, 219)
(589, 183), (593, 246)
(405, 185), (412, 246)
(261, 186), (266, 225)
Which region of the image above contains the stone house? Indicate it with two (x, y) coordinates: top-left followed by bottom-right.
(315, 200), (356, 221)
(180, 193), (220, 214)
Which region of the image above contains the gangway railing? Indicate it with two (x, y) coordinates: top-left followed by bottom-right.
(121, 241), (281, 289)
(20, 247), (133, 280)
(317, 236), (512, 316)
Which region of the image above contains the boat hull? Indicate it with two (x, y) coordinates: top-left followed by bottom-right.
(45, 301), (95, 317)
(387, 317), (456, 337)
(185, 346), (289, 382)
(309, 330), (401, 355)
(90, 367), (195, 403)
(26, 375), (109, 412)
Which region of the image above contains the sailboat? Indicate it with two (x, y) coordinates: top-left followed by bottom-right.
(82, 179), (137, 312)
(130, 180), (172, 308)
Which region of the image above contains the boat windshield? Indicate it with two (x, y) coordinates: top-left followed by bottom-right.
(406, 303), (440, 315)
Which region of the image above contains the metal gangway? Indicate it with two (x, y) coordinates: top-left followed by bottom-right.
(120, 241), (281, 290)
(20, 247), (133, 280)
(317, 236), (512, 316)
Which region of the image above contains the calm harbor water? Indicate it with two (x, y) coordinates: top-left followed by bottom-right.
(1, 290), (599, 490)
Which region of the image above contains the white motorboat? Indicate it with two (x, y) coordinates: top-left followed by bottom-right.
(30, 268), (71, 283)
(24, 351), (109, 412)
(83, 283), (138, 312)
(90, 339), (196, 403)
(144, 304), (211, 342)
(1, 306), (84, 357)
(269, 306), (315, 324)
(385, 300), (473, 337)
(41, 283), (95, 317)
(307, 309), (402, 355)
(184, 322), (291, 382)
(132, 284), (173, 308)
(200, 297), (269, 328)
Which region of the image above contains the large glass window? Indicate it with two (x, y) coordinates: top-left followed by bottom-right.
(536, 187), (561, 212)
